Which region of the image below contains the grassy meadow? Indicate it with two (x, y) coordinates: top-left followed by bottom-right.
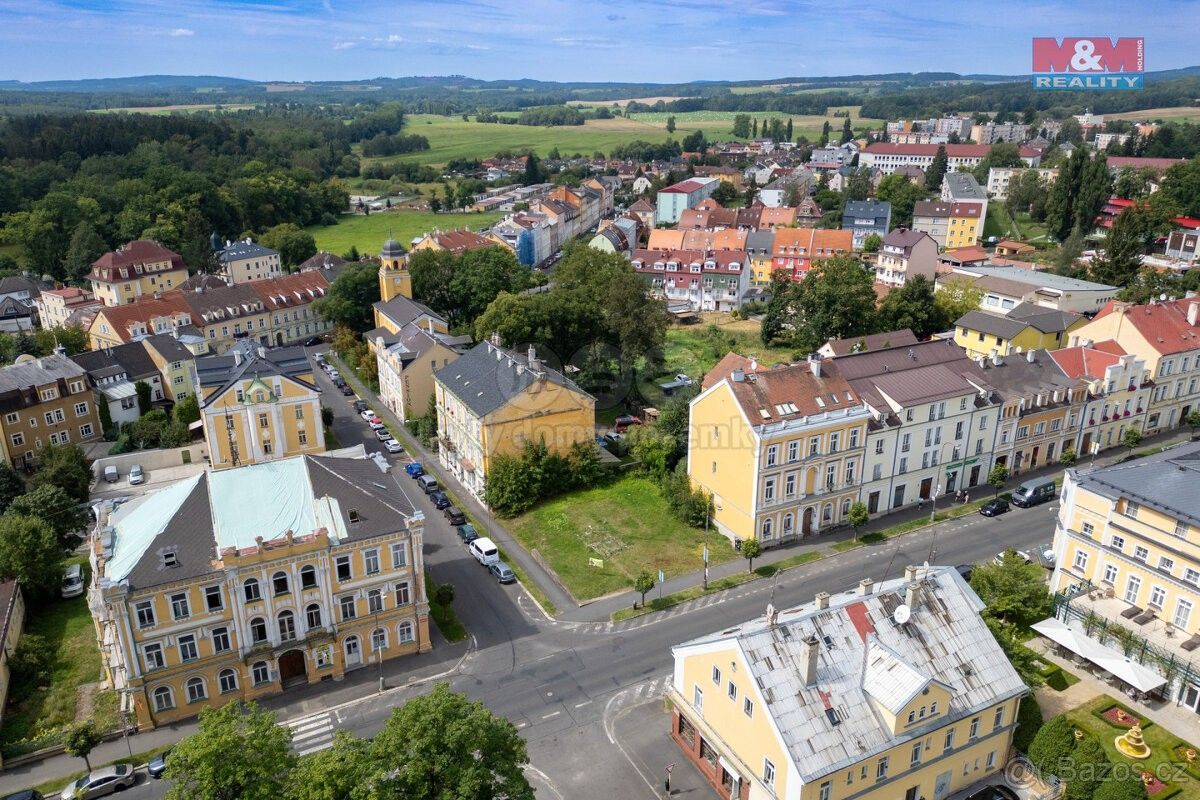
(304, 209), (505, 256)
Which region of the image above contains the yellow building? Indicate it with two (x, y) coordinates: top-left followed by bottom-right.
(689, 353), (873, 546)
(434, 338), (595, 503)
(88, 455), (430, 729)
(378, 237), (412, 303)
(0, 354), (103, 468)
(196, 342), (325, 470)
(954, 302), (1086, 360)
(1048, 444), (1200, 713)
(911, 202), (983, 251)
(88, 240), (189, 307)
(669, 566), (1028, 800)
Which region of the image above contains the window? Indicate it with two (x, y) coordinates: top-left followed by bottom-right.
(272, 571), (289, 596)
(898, 457), (907, 474)
(876, 756), (889, 781)
(766, 445), (778, 466)
(340, 595), (357, 620)
(849, 428), (859, 448)
(743, 697), (754, 718)
(908, 710), (916, 724)
(1125, 575), (1142, 604)
(74, 401), (88, 416)
(178, 634), (198, 662)
(993, 706), (1004, 730)
(398, 621), (414, 643)
(298, 430), (308, 445)
(911, 743), (922, 766)
(819, 781), (831, 800)
(711, 665), (721, 686)
(969, 717), (980, 739)
(395, 582), (411, 606)
(153, 686), (174, 711)
(212, 627), (231, 653)
(1072, 550), (1088, 571)
(364, 549), (380, 575)
(306, 604), (322, 630)
(763, 759), (776, 788)
(1174, 598), (1193, 630)
(243, 578), (261, 602)
(875, 439), (884, 455)
(135, 601), (155, 628)
(186, 677), (207, 703)
(170, 592), (190, 620)
(945, 728), (956, 752)
(204, 585), (223, 612)
(336, 556), (352, 582)
(252, 661), (270, 685)
(1175, 520), (1189, 538)
(1159, 556), (1175, 574)
(986, 751), (996, 770)
(830, 432), (841, 453)
(391, 542), (408, 568)
(250, 617), (268, 644)
(693, 685), (704, 712)
(1149, 586), (1167, 609)
(219, 669), (238, 694)
(9, 433), (22, 448)
(1133, 546), (1149, 563)
(1186, 568), (1200, 586)
(1126, 501), (1141, 518)
(368, 589), (384, 614)
(1103, 564), (1118, 584)
(372, 627), (388, 652)
(294, 406), (305, 420)
(143, 643), (165, 670)
(787, 441), (799, 462)
(727, 681), (737, 701)
(258, 413), (269, 429)
(300, 565), (317, 590)
(1110, 535), (1126, 551)
(278, 610), (296, 641)
(809, 436), (820, 456)
(901, 433), (911, 453)
(1082, 521), (1095, 536)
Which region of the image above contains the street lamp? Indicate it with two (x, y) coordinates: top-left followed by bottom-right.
(374, 607), (385, 693)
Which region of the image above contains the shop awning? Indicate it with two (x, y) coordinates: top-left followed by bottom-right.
(1032, 617), (1167, 693)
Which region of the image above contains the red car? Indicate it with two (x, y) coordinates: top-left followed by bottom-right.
(613, 415), (642, 432)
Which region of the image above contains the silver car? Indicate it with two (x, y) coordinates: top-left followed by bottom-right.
(128, 465), (145, 486)
(60, 764), (136, 799)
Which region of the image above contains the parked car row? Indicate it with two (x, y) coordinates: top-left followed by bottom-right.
(315, 351), (353, 395)
(353, 403), (404, 456)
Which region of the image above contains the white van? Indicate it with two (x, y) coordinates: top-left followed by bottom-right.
(469, 537), (499, 567)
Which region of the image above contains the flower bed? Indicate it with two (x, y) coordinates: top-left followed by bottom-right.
(1142, 771), (1169, 796)
(1096, 702), (1150, 729)
(1173, 746), (1200, 780)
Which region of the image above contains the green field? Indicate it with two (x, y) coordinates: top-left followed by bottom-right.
(506, 474), (738, 601)
(304, 209), (505, 257)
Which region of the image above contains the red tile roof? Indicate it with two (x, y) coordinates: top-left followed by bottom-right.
(92, 292), (193, 342)
(630, 248), (748, 276)
(1105, 156), (1183, 172)
(706, 356), (860, 423)
(1091, 299), (1200, 355)
(89, 240), (185, 284)
(659, 179), (707, 194)
(1048, 343), (1123, 380)
(250, 271), (331, 311)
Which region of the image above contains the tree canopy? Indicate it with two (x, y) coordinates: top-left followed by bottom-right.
(313, 261), (380, 333)
(165, 701), (295, 800)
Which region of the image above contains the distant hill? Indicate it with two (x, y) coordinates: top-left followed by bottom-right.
(0, 74), (258, 93)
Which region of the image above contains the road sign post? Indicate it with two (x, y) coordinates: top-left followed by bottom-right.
(658, 569), (665, 599)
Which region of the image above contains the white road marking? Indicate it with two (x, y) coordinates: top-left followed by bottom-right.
(574, 700), (592, 708)
(541, 710), (561, 720)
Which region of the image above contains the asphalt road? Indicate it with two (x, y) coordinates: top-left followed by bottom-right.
(98, 352), (1063, 800)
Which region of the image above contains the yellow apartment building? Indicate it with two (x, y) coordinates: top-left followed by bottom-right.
(1069, 299), (1200, 436)
(954, 302), (1086, 360)
(216, 239), (282, 285)
(434, 338), (595, 504)
(88, 455), (430, 729)
(195, 342), (325, 469)
(141, 336), (198, 402)
(669, 566), (1028, 800)
(35, 287), (100, 329)
(0, 354), (103, 468)
(1049, 445), (1200, 713)
(88, 240), (189, 307)
(689, 353), (873, 546)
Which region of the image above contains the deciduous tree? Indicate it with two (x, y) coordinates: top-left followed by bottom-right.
(65, 721), (103, 771)
(312, 261), (380, 332)
(258, 223), (317, 269)
(791, 255), (878, 353)
(741, 537), (762, 572)
(164, 701), (295, 800)
(969, 549), (1051, 627)
(877, 275), (945, 339)
(8, 484), (88, 549)
(0, 514), (61, 599)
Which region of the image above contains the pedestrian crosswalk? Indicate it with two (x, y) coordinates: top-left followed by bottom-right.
(288, 711), (335, 755)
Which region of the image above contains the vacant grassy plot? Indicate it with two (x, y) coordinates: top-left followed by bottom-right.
(0, 570), (117, 757)
(506, 474), (738, 601)
(92, 103), (257, 114)
(304, 209), (505, 256)
(1107, 106), (1200, 123)
(1067, 694), (1200, 800)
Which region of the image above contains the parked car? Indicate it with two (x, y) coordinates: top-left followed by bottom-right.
(416, 474), (438, 493)
(978, 498), (1009, 517)
(457, 523), (480, 544)
(3, 790), (44, 800)
(359, 409), (376, 421)
(368, 420), (386, 431)
(327, 370), (341, 380)
(340, 384), (354, 396)
(61, 564), (84, 599)
(613, 414), (642, 432)
(383, 439), (404, 454)
(314, 352), (326, 363)
(405, 462), (424, 478)
(128, 464), (145, 486)
(488, 561), (516, 584)
(469, 536), (500, 567)
(103, 465), (119, 483)
(994, 548), (1051, 566)
(375, 428), (394, 441)
(353, 400), (368, 413)
(334, 378), (346, 389)
(147, 749), (171, 779)
(429, 490), (451, 510)
(1011, 477), (1056, 508)
(59, 765), (136, 799)
(964, 785), (1018, 800)
(303, 336), (322, 347)
(603, 431), (623, 444)
(443, 506), (466, 525)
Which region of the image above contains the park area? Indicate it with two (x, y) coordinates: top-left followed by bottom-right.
(505, 474), (738, 602)
(304, 209), (505, 257)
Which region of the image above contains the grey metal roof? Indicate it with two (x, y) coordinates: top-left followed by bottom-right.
(1006, 301), (1083, 334)
(744, 229), (775, 253)
(960, 265), (1116, 293)
(942, 172), (986, 201)
(218, 241), (278, 263)
(835, 339), (994, 410)
(434, 340), (591, 418)
(674, 567), (1027, 783)
(73, 340), (160, 381)
(372, 294), (446, 331)
(195, 343), (316, 406)
(1072, 442), (1200, 528)
(824, 329), (917, 357)
(0, 353), (89, 394)
(842, 200), (892, 221)
(971, 349), (1081, 401)
(955, 310), (1028, 340)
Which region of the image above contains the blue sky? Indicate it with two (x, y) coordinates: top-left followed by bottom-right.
(1, 0), (1197, 83)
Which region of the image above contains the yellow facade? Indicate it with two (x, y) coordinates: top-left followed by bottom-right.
(376, 337), (459, 422)
(945, 215), (982, 250)
(202, 374), (324, 469)
(91, 267), (188, 307)
(378, 249), (412, 303)
(955, 320), (1087, 360)
(750, 252), (776, 286)
(994, 395), (1084, 475)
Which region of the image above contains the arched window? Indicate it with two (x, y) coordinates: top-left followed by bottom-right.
(782, 513), (794, 534)
(300, 565), (317, 590)
(153, 686), (174, 712)
(305, 604), (322, 630)
(278, 610), (296, 642)
(243, 578), (261, 602)
(251, 661), (270, 685)
(272, 571), (289, 596)
(822, 503), (833, 524)
(761, 518), (773, 540)
(250, 617), (267, 644)
(218, 669), (238, 694)
(185, 677), (207, 703)
(372, 627), (387, 653)
(398, 620), (414, 644)
(841, 498), (851, 517)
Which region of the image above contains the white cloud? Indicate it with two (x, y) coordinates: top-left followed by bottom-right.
(332, 39), (357, 50)
(168, 28), (194, 36)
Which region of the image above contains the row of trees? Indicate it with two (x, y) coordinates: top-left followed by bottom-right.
(484, 440), (607, 517)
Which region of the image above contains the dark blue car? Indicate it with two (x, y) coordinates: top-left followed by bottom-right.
(405, 462), (424, 478)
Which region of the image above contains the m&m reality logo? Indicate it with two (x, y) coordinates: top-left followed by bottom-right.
(1032, 37), (1144, 90)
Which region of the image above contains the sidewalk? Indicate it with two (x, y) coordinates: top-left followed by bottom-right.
(0, 630), (467, 795)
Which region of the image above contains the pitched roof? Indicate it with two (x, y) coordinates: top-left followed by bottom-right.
(972, 348), (1081, 401)
(195, 342), (316, 404)
(674, 566), (1026, 783)
(218, 240), (278, 263)
(913, 201), (982, 220)
(647, 229), (686, 250)
(628, 198), (655, 213)
(1048, 343), (1123, 380)
(1005, 301), (1083, 334)
(434, 340), (592, 418)
(995, 239), (1034, 253)
(823, 329), (918, 357)
(842, 200), (891, 220)
(0, 275), (42, 298)
(249, 271), (330, 312)
(0, 353), (90, 396)
(941, 246), (989, 264)
(955, 309), (1029, 340)
(90, 240), (184, 281)
(1071, 441), (1200, 528)
(835, 339), (992, 409)
(1090, 298), (1200, 356)
(373, 294), (446, 330)
(710, 357), (861, 423)
(297, 251), (348, 273)
(955, 265), (1116, 293)
(658, 179), (708, 194)
(427, 229), (493, 254)
(72, 340), (159, 381)
(882, 228), (935, 254)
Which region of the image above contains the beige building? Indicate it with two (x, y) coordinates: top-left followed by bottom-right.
(0, 580), (25, 732)
(670, 566), (1028, 800)
(88, 240), (188, 307)
(35, 287), (101, 329)
(88, 454), (430, 730)
(0, 354), (103, 468)
(875, 229), (939, 288)
(217, 240), (282, 285)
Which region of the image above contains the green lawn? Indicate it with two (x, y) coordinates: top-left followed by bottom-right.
(1066, 694), (1200, 800)
(505, 474), (738, 601)
(0, 565), (118, 758)
(1013, 211), (1051, 244)
(424, 570), (467, 643)
(984, 204), (1015, 240)
(303, 209), (505, 258)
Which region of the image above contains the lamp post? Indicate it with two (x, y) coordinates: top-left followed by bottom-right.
(375, 607), (385, 693)
(702, 509), (710, 591)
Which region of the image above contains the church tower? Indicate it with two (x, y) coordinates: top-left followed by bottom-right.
(378, 237), (411, 301)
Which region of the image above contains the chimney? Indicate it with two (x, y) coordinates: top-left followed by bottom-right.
(808, 352), (822, 378)
(802, 634), (820, 686)
(1188, 301), (1200, 327)
(489, 331), (501, 347)
(990, 349), (1002, 367)
(904, 564), (918, 582)
(906, 581), (921, 610)
(815, 591), (830, 610)
(527, 345), (540, 372)
(858, 578), (875, 596)
(731, 368), (745, 383)
(1027, 349), (1036, 363)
